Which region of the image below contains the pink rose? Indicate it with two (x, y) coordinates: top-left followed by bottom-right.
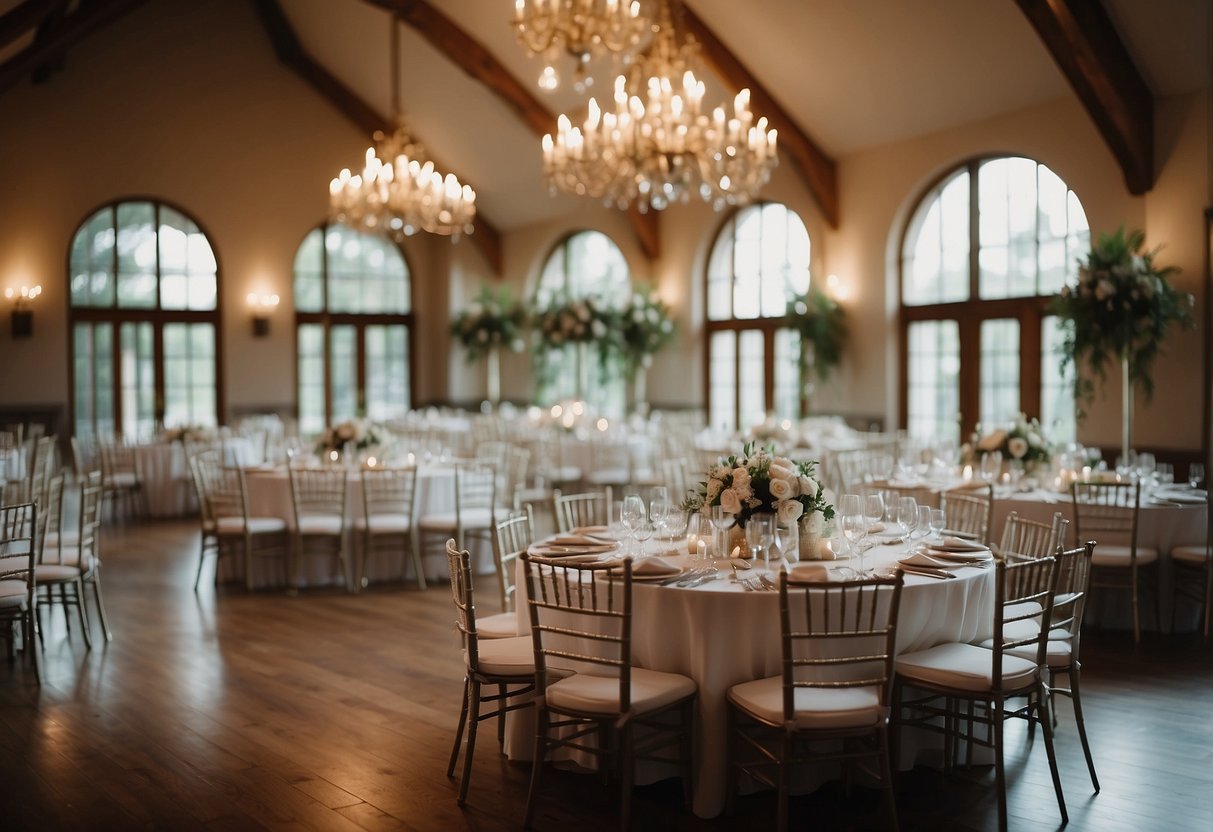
(719, 488), (742, 514)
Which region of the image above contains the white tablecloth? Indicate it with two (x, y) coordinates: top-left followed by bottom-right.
(506, 538), (994, 818)
(229, 465), (492, 588)
(134, 439), (255, 517)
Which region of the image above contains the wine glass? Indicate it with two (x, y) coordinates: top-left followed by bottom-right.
(633, 519), (654, 556)
(980, 450), (1002, 483)
(914, 505), (932, 542)
(839, 494), (865, 576)
(708, 505), (736, 558)
(863, 493), (885, 545)
(896, 496), (918, 543)
(621, 493), (645, 556)
(929, 508), (946, 540)
(1190, 462), (1205, 489)
(775, 522), (798, 566)
(649, 486), (671, 538)
(746, 513), (775, 573)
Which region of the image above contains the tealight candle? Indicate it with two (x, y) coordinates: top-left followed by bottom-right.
(962, 464), (973, 481)
(696, 539), (707, 561)
(687, 531), (700, 555)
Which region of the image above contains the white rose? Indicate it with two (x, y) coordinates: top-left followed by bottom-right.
(732, 467), (751, 490)
(1008, 437), (1029, 459)
(769, 477), (793, 500)
(798, 476), (818, 500)
(777, 499), (803, 524)
(769, 462), (796, 481)
(978, 430), (1008, 452)
(706, 478), (723, 501)
(719, 488), (741, 514)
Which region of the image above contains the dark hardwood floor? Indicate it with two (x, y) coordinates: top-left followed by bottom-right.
(2, 519), (1210, 831)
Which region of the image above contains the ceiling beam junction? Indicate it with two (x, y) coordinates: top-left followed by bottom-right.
(250, 0), (503, 274)
(1014, 0), (1154, 194)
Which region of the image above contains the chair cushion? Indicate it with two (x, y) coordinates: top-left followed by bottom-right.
(477, 611), (519, 639)
(107, 472), (139, 487)
(0, 579), (29, 608)
(1172, 545), (1209, 564)
(1007, 639), (1074, 669)
(215, 516), (287, 535)
(353, 514), (412, 533)
(418, 508), (494, 532)
(895, 642), (1039, 693)
(468, 635), (534, 676)
(35, 564), (84, 583)
(45, 532), (80, 548)
(297, 515), (343, 536)
(728, 676), (884, 730)
(1091, 544), (1158, 567)
(546, 666), (696, 716)
(43, 546), (97, 573)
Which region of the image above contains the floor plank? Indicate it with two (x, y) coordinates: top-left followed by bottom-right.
(2, 519), (1211, 830)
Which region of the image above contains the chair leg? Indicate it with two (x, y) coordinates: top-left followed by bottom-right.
(244, 537), (255, 592)
(73, 579), (93, 649)
(1069, 665), (1100, 793)
(877, 725), (900, 832)
(725, 704), (739, 816)
(679, 699), (694, 809)
(618, 723), (634, 832)
(193, 537), (208, 591)
(458, 680), (481, 806)
(1037, 691), (1068, 825)
(89, 574), (112, 642)
(524, 707), (548, 829)
(411, 534), (428, 591)
(497, 683), (507, 749)
(993, 698), (1007, 832)
(447, 678), (470, 778)
(776, 732), (791, 832)
(1131, 567), (1142, 643)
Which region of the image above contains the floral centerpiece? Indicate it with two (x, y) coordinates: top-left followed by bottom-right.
(1050, 227), (1193, 457)
(161, 424), (215, 444)
(961, 413), (1051, 468)
(618, 287), (675, 375)
(683, 441), (833, 526)
(450, 285), (527, 362)
(316, 419), (384, 456)
(532, 295), (616, 400)
(786, 286), (847, 413)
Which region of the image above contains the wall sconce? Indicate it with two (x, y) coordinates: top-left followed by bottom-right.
(246, 292), (279, 337)
(5, 284), (41, 338)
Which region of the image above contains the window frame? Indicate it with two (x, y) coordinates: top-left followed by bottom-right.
(67, 197), (225, 438)
(898, 156), (1080, 441)
(703, 201), (810, 430)
(292, 223), (416, 430)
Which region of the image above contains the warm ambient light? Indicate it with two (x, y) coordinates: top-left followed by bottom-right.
(247, 292), (280, 338)
(824, 273), (850, 303)
(5, 283), (41, 338)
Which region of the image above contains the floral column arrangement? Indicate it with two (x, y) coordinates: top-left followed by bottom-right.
(450, 286), (528, 407)
(1050, 227), (1193, 461)
(786, 287), (847, 416)
(532, 295), (613, 403)
(618, 287), (675, 415)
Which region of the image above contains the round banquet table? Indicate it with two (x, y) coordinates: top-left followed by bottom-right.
(505, 537), (995, 819)
(136, 439), (256, 517)
(228, 464), (493, 588)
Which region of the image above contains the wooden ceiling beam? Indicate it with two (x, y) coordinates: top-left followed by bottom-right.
(1014, 0), (1154, 194)
(366, 0), (661, 261)
(679, 5), (839, 228)
(0, 0), (146, 97)
(251, 0), (503, 274)
(0, 0), (60, 54)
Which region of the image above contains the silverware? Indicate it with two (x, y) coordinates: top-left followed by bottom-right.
(898, 566), (955, 580)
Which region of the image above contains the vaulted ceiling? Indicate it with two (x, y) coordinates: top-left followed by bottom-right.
(1, 0), (1209, 250)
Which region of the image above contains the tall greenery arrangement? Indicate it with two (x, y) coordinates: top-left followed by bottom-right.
(449, 285), (528, 362)
(786, 287), (847, 383)
(1049, 227), (1194, 415)
(617, 286), (675, 378)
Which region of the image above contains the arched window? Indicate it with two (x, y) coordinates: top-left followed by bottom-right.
(69, 200), (221, 438)
(294, 224), (413, 435)
(900, 156), (1088, 445)
(535, 230), (630, 417)
(705, 202), (810, 431)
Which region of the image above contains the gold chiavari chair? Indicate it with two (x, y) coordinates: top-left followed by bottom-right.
(188, 453), (220, 591)
(940, 483), (994, 544)
(522, 553), (697, 831)
(445, 540), (536, 806)
(726, 572), (905, 832)
(35, 473), (100, 647)
(200, 454), (289, 591)
(0, 501), (39, 682)
(418, 462), (497, 572)
(98, 438), (144, 522)
(833, 447), (894, 495)
(997, 510), (1069, 561)
(1070, 480), (1157, 642)
(1170, 540), (1211, 638)
(552, 488), (611, 533)
(288, 466), (350, 590)
(356, 465), (425, 590)
(480, 509), (534, 640)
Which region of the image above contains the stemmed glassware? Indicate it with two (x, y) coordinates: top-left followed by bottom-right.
(649, 486), (670, 538)
(928, 508), (946, 541)
(896, 496), (918, 543)
(620, 492), (645, 556)
(746, 513), (775, 574)
(914, 505), (932, 542)
(980, 450), (1002, 483)
(840, 494), (866, 576)
(708, 505), (736, 558)
(1188, 463), (1204, 489)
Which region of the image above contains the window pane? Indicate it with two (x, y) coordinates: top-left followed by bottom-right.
(979, 319), (1020, 427)
(365, 325), (410, 421)
(739, 331), (766, 430)
(1041, 316), (1076, 445)
(115, 202), (157, 308)
(907, 320), (960, 444)
(297, 323), (327, 436)
(70, 207), (116, 307)
(773, 329), (800, 424)
(120, 322), (155, 438)
(329, 325), (358, 422)
(159, 206), (217, 311)
(709, 331), (737, 432)
(903, 171), (969, 305)
(164, 323), (217, 428)
(293, 229), (326, 313)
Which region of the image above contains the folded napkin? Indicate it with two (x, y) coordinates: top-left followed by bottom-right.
(629, 556), (682, 578)
(548, 535), (619, 548)
(868, 522), (886, 534)
(938, 535), (989, 551)
(571, 525), (611, 536)
(901, 551), (964, 569)
(1153, 490), (1207, 505)
(918, 546), (992, 563)
(789, 563), (831, 582)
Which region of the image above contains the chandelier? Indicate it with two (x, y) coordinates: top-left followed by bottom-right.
(540, 0), (777, 213)
(512, 0), (651, 93)
(329, 22), (475, 239)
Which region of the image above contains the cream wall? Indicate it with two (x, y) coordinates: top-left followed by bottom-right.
(0, 0), (1207, 455)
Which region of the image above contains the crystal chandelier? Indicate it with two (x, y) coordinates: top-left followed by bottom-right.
(540, 0), (777, 213)
(512, 0), (651, 93)
(329, 22), (475, 239)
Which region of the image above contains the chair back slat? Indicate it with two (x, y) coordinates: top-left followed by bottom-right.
(992, 553), (1060, 690)
(1071, 481), (1139, 542)
(493, 508), (534, 612)
(289, 466), (348, 526)
(360, 466), (418, 521)
(999, 510), (1069, 562)
(0, 502), (36, 587)
(941, 484), (993, 543)
(553, 490), (610, 533)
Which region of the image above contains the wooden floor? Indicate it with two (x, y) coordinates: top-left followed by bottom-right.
(2, 519), (1211, 831)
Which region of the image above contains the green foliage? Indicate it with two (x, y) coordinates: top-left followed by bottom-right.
(449, 285), (528, 363)
(1049, 227), (1194, 417)
(616, 286), (675, 378)
(786, 287), (847, 383)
